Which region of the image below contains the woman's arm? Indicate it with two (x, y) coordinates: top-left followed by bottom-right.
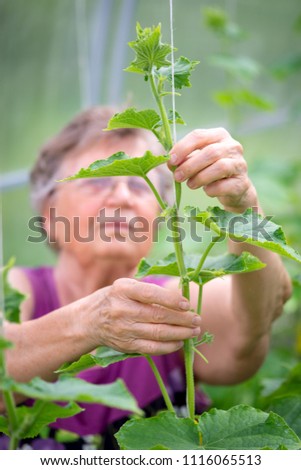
(2, 278), (201, 384)
(167, 128), (292, 384)
(193, 249), (290, 385)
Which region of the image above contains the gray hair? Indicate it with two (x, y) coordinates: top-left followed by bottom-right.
(30, 106), (174, 213)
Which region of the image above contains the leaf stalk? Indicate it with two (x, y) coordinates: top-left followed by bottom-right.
(145, 355), (175, 413)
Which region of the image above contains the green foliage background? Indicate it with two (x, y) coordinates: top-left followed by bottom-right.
(0, 0), (300, 415)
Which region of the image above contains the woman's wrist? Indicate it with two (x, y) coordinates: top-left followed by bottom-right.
(75, 287), (109, 353)
(223, 182), (260, 214)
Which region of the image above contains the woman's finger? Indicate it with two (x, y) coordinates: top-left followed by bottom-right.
(131, 339), (184, 355)
(203, 175), (251, 199)
(169, 128), (230, 167)
(173, 141), (243, 183)
(130, 322), (200, 342)
(113, 278), (190, 311)
(129, 302), (202, 328)
(186, 157), (245, 190)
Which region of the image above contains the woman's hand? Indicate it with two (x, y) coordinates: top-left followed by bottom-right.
(89, 278), (201, 355)
(169, 128), (258, 213)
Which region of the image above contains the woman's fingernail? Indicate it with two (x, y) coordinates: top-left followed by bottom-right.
(192, 316), (202, 326)
(187, 180), (197, 189)
(179, 300), (190, 310)
(175, 170), (185, 182)
(169, 153), (178, 165)
(193, 327), (201, 336)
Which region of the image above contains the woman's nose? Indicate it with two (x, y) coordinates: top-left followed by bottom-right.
(106, 180), (133, 204)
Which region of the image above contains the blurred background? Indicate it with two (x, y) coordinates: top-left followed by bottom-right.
(0, 0), (300, 408)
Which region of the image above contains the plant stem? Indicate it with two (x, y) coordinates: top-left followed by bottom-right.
(149, 71), (183, 211)
(15, 401), (47, 442)
(172, 220), (187, 280)
(145, 355), (175, 413)
(174, 182), (182, 210)
(197, 284), (203, 316)
(192, 240), (217, 280)
(193, 237), (221, 316)
(149, 67), (196, 420)
(0, 346), (19, 449)
(183, 338), (195, 419)
(192, 346), (209, 364)
(171, 209), (195, 419)
(149, 71), (173, 150)
(151, 127), (162, 143)
(143, 175), (167, 210)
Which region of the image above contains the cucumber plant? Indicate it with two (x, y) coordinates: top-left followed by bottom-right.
(202, 6), (274, 129)
(59, 23), (301, 450)
(0, 260), (141, 450)
(1, 22), (301, 451)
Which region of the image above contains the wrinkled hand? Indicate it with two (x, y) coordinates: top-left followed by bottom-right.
(169, 128), (258, 213)
(92, 278), (201, 355)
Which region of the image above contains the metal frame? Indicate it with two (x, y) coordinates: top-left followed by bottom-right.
(1, 0), (137, 193)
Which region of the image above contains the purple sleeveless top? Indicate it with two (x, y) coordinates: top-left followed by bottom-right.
(22, 267), (194, 437)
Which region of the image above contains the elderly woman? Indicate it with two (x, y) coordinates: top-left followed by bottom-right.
(3, 107), (291, 448)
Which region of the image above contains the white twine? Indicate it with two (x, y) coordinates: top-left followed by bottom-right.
(169, 0), (177, 145)
(75, 0), (91, 109)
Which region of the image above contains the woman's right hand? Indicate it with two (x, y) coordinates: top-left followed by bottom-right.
(88, 278), (202, 355)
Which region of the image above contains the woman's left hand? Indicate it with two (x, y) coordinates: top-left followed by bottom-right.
(168, 127), (258, 213)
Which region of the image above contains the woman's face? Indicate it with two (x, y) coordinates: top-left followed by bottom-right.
(45, 136), (162, 268)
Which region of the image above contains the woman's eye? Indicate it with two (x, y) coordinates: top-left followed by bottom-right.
(81, 178), (112, 191)
(129, 178), (151, 193)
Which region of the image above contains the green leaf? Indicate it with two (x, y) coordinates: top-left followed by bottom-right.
(125, 23), (172, 74)
(198, 405), (300, 449)
(295, 14), (301, 32)
(10, 376), (142, 415)
(203, 7), (227, 33)
(214, 89), (273, 110)
(237, 89), (274, 110)
(191, 252), (265, 284)
(166, 109), (186, 125)
(55, 429), (80, 443)
(0, 415), (8, 435)
(61, 151), (169, 181)
(105, 107), (161, 132)
(156, 56), (199, 89)
(264, 364), (301, 401)
(0, 258), (26, 323)
(203, 7), (245, 40)
(156, 109), (186, 127)
(57, 355), (96, 375)
(116, 407), (300, 450)
(116, 411), (201, 450)
(150, 444), (170, 450)
(187, 206), (301, 263)
(266, 396), (301, 439)
(0, 336), (13, 350)
(270, 54), (301, 80)
(194, 331), (214, 347)
(57, 346), (141, 375)
(293, 274), (301, 288)
(16, 401), (83, 439)
(136, 251), (265, 284)
(209, 55), (261, 81)
(136, 252), (180, 278)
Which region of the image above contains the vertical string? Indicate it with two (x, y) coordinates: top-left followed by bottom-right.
(169, 0), (177, 145)
(75, 0), (91, 109)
